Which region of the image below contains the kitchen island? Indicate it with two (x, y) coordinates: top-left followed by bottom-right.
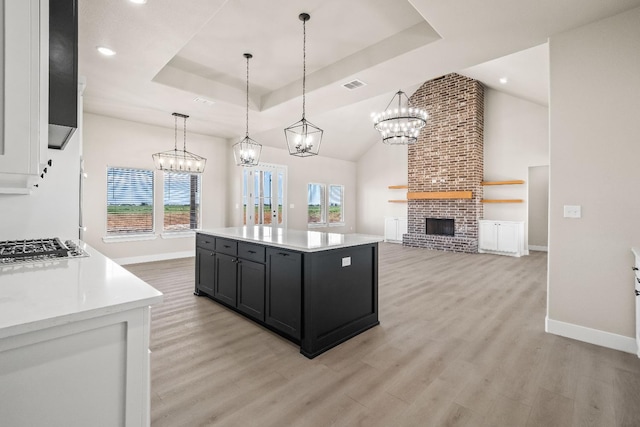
(196, 226), (382, 358)
(0, 242), (163, 426)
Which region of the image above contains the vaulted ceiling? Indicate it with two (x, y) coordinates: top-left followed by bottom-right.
(79, 0), (640, 161)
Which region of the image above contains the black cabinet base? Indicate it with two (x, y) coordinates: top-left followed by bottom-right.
(300, 319), (379, 359)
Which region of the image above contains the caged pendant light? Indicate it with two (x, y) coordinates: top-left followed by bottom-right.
(372, 90), (428, 145)
(152, 113), (206, 173)
(284, 13), (323, 157)
(232, 53), (262, 167)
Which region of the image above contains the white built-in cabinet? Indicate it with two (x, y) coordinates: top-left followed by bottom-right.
(384, 217), (407, 243)
(0, 0), (48, 194)
(478, 220), (526, 257)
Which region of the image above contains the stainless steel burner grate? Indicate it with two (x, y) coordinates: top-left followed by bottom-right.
(0, 238), (89, 265)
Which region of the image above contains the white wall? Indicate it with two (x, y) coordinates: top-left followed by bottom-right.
(355, 142), (407, 235)
(227, 145), (357, 233)
(528, 165), (549, 248)
(0, 128), (81, 241)
(82, 113), (228, 262)
(547, 7), (640, 348)
(483, 88), (549, 248)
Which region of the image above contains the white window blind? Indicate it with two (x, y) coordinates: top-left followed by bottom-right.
(107, 167), (154, 234)
(164, 172), (201, 231)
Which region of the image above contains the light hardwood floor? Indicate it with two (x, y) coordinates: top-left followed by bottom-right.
(126, 243), (640, 427)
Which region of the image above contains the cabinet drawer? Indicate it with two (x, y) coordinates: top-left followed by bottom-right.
(238, 242), (265, 263)
(215, 238), (238, 256)
(196, 234), (216, 251)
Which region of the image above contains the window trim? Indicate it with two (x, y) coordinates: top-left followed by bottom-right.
(105, 166), (155, 237)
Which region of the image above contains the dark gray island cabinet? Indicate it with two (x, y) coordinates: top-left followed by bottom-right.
(195, 227), (382, 358)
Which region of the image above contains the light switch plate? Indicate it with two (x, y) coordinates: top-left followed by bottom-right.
(563, 205), (582, 218)
(289, 204), (295, 209)
(342, 257), (351, 267)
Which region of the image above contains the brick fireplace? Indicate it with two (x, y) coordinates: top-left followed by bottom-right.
(402, 73), (484, 252)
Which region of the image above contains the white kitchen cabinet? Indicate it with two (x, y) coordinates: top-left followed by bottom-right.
(478, 220), (526, 257)
(385, 217), (407, 243)
(0, 0), (48, 194)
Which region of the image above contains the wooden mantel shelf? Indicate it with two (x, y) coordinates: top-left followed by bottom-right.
(388, 185), (408, 189)
(407, 191), (472, 200)
(481, 180), (525, 186)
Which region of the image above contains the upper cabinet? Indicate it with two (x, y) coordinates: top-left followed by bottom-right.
(0, 0), (49, 194)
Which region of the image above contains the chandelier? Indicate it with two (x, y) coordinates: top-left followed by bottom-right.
(232, 53), (262, 167)
(372, 90), (428, 145)
(152, 113), (206, 173)
(284, 13), (323, 157)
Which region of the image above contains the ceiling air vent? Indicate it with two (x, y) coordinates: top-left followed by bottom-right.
(193, 96), (216, 106)
(342, 79), (367, 91)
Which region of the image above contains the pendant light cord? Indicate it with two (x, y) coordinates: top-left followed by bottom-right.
(246, 55), (250, 137)
(183, 116), (187, 152)
(302, 17), (306, 120)
(174, 114), (178, 152)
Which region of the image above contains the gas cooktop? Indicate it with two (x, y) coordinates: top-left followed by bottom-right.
(0, 238), (89, 265)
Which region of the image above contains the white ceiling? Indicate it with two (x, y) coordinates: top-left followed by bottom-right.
(78, 0), (640, 161)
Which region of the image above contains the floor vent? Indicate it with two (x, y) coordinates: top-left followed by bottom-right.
(342, 79), (367, 90)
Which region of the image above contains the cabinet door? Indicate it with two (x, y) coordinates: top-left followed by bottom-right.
(384, 218), (397, 241)
(237, 259), (266, 322)
(214, 253), (237, 306)
(478, 221), (498, 251)
(266, 248), (302, 340)
(0, 0), (46, 186)
(497, 222), (519, 253)
(195, 247), (215, 296)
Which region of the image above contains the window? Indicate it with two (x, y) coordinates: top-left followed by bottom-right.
(308, 183), (345, 226)
(164, 172), (201, 231)
(328, 184), (344, 224)
(307, 183), (326, 225)
(107, 167), (154, 234)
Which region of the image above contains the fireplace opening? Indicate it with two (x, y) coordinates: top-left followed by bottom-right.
(426, 218), (455, 236)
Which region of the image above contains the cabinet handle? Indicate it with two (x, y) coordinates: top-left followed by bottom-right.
(637, 277), (640, 284)
(224, 245), (231, 248)
(248, 250), (257, 254)
(636, 290), (640, 296)
(633, 267), (639, 271)
(278, 252), (290, 257)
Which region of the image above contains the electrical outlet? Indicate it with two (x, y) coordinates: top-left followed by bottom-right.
(563, 205), (581, 218)
(342, 257), (351, 267)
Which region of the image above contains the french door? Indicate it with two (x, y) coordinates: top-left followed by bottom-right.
(242, 164), (286, 227)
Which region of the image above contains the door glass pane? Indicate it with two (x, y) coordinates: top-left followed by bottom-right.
(263, 171), (272, 225)
(242, 171), (248, 225)
(277, 172), (284, 225)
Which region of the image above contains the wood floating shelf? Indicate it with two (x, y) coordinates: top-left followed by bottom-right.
(481, 199), (524, 203)
(407, 191), (472, 200)
(481, 180), (525, 186)
(388, 199), (408, 203)
(388, 185), (408, 189)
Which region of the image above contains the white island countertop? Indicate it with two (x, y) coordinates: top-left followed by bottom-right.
(0, 242), (163, 340)
(199, 226), (383, 252)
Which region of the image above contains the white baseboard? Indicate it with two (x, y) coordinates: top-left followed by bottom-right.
(529, 245), (548, 252)
(546, 317), (637, 355)
(114, 250), (195, 266)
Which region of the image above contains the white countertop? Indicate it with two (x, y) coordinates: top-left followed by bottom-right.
(199, 226), (384, 252)
(0, 242), (163, 340)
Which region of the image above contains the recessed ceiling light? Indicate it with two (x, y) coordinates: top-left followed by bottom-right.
(96, 46), (116, 56)
(499, 77), (508, 84)
(129, 0), (147, 4)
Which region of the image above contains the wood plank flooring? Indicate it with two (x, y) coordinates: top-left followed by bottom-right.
(125, 243), (640, 426)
